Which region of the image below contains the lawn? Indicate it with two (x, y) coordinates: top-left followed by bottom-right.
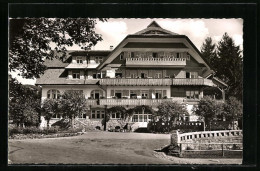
(8, 131), (242, 165)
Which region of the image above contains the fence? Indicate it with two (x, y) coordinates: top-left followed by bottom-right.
(170, 130), (243, 158)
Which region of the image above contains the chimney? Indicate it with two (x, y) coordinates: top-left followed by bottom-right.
(110, 45), (113, 50)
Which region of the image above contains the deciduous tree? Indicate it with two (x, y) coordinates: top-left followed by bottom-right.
(41, 99), (60, 127)
(59, 91), (88, 128)
(157, 101), (188, 132)
(9, 18), (105, 79)
(193, 96), (225, 130)
(223, 97), (243, 129)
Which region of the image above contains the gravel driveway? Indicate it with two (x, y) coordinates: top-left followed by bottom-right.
(8, 131), (242, 165)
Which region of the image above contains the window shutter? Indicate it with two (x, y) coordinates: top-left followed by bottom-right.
(137, 90), (141, 96)
(111, 90), (114, 97)
(123, 90), (129, 96)
(163, 90), (167, 97)
(125, 70), (130, 77)
(163, 70), (166, 78)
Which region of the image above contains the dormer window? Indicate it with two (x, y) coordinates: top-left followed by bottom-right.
(72, 70), (80, 79)
(76, 57), (83, 64)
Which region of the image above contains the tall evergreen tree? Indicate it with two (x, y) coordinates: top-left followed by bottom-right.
(216, 33), (243, 101)
(200, 37), (217, 69)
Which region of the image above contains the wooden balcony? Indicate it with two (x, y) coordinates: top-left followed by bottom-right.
(86, 99), (98, 106)
(99, 98), (184, 106)
(172, 78), (216, 86)
(99, 78), (216, 86)
(99, 78), (172, 86)
(126, 57), (186, 67)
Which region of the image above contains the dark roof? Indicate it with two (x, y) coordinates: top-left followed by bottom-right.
(44, 58), (69, 68)
(147, 21), (162, 28)
(36, 69), (99, 85)
(69, 50), (112, 56)
(134, 21), (178, 35)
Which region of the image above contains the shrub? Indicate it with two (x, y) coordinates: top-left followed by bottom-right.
(9, 127), (23, 136)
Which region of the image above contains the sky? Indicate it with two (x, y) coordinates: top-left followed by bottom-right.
(11, 18), (243, 85)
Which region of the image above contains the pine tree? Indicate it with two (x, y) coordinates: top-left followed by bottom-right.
(216, 33), (243, 101)
(201, 37), (218, 70)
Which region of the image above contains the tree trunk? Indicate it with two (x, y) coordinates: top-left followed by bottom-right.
(104, 107), (107, 131)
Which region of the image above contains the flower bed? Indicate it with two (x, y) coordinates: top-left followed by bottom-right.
(9, 127), (84, 140)
(9, 132), (84, 140)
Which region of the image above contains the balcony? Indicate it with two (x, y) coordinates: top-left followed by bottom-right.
(99, 98), (184, 106)
(99, 78), (216, 86)
(99, 78), (172, 86)
(126, 57), (186, 67)
(86, 99), (98, 106)
(172, 78), (216, 86)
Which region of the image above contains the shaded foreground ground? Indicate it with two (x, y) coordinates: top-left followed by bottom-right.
(9, 132), (242, 164)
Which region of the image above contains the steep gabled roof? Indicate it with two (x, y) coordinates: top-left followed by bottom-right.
(134, 21), (178, 36)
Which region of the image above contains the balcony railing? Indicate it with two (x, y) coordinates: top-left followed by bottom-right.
(99, 98), (184, 106)
(126, 57), (186, 66)
(99, 78), (216, 86)
(86, 99), (98, 106)
(99, 78), (172, 86)
(172, 78), (216, 86)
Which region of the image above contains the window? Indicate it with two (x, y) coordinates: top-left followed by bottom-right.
(115, 92), (122, 99)
(190, 72), (198, 78)
(155, 73), (162, 78)
(130, 52), (135, 58)
(176, 53), (180, 58)
(115, 73), (122, 78)
(112, 113), (116, 118)
(152, 52), (158, 58)
(186, 72), (190, 78)
(144, 115), (147, 122)
(132, 115), (138, 122)
(72, 70), (80, 79)
(96, 111), (100, 119)
(141, 90), (148, 99)
(186, 72), (198, 78)
(130, 73), (136, 78)
(101, 71), (106, 78)
(141, 73), (147, 78)
(186, 90), (200, 99)
(101, 111), (105, 119)
(91, 90), (103, 99)
(155, 90), (162, 99)
(186, 53), (191, 60)
(139, 115), (143, 122)
(93, 72), (102, 79)
(91, 110), (96, 119)
(76, 57), (83, 64)
(47, 89), (60, 99)
(95, 56), (103, 63)
(120, 54), (124, 60)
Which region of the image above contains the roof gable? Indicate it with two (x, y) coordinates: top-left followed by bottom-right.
(147, 21), (162, 28)
(134, 21), (178, 36)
